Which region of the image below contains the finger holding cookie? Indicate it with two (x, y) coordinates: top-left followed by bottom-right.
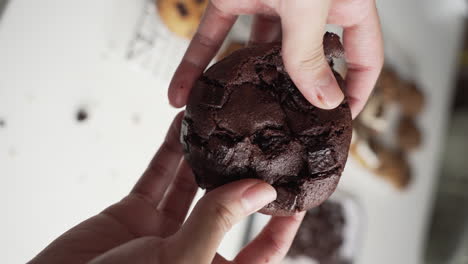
(168, 0), (384, 119)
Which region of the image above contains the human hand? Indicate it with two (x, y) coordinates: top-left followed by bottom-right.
(168, 0), (384, 118)
(29, 112), (305, 264)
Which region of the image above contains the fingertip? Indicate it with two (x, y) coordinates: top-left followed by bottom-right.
(255, 181), (277, 196)
(171, 96), (186, 109)
(168, 60), (202, 108)
(315, 80), (345, 109)
(292, 66), (345, 110)
(241, 182), (277, 213)
(168, 81), (187, 108)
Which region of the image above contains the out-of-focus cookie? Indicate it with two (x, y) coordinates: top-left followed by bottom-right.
(399, 81), (425, 117)
(157, 0), (208, 39)
(357, 92), (390, 134)
(352, 65), (424, 190)
(376, 68), (400, 102)
(372, 143), (411, 190)
(397, 117), (422, 151)
(287, 201), (347, 264)
(351, 137), (411, 189)
(350, 134), (380, 171)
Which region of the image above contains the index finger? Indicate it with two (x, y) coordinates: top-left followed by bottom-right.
(234, 212), (306, 263)
(342, 1), (384, 118)
(278, 0), (345, 110)
(130, 111), (184, 206)
(168, 2), (237, 108)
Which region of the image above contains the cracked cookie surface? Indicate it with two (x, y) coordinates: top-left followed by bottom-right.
(181, 33), (352, 215)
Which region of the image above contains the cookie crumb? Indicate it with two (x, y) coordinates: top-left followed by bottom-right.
(76, 109), (88, 122)
(175, 2), (189, 17)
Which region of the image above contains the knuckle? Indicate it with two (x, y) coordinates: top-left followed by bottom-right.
(263, 228), (286, 256)
(212, 202), (236, 233)
(208, 0), (235, 19)
(211, 0), (227, 8)
(351, 0), (371, 10)
(159, 205), (184, 224)
(192, 31), (217, 50)
(288, 47), (327, 73)
(351, 0), (373, 24)
(146, 160), (170, 177)
(172, 175), (197, 194)
(330, 0), (373, 26)
(161, 137), (181, 156)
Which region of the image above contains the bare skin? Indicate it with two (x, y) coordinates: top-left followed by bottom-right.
(29, 112), (305, 264)
(168, 0), (384, 118)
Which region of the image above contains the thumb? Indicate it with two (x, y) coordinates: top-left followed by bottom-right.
(279, 0), (344, 109)
(168, 179), (276, 263)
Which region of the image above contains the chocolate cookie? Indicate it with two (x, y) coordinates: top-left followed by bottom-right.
(181, 33), (352, 216)
(399, 81), (425, 117)
(373, 143), (411, 189)
(376, 67), (400, 102)
(397, 117), (422, 151)
(288, 201), (348, 264)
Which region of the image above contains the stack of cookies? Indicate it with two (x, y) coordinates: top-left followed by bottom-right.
(350, 67), (425, 189)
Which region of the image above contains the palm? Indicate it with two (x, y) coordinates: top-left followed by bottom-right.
(30, 194), (165, 264)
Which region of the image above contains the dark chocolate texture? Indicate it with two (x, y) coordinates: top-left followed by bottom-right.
(288, 201), (348, 264)
(181, 33), (352, 215)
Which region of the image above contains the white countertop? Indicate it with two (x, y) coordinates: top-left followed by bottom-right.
(0, 0), (464, 263)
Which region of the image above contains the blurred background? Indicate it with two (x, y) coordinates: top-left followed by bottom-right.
(0, 0), (467, 263)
